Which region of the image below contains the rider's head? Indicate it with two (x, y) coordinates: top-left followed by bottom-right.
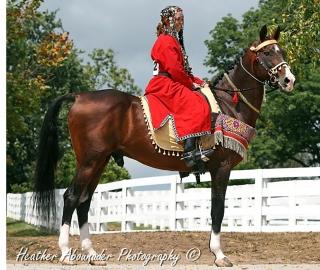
(156, 6), (191, 74)
(156, 6), (184, 37)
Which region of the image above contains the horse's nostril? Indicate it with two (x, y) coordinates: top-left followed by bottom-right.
(284, 77), (290, 84)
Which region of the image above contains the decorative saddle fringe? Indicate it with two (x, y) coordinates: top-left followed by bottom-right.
(213, 131), (248, 162)
(141, 98), (182, 156)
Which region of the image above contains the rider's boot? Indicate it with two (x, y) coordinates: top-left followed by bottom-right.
(182, 137), (214, 167)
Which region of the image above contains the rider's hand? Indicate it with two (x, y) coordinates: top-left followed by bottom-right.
(191, 83), (201, 90)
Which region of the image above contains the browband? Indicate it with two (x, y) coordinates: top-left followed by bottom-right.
(250, 39), (278, 52)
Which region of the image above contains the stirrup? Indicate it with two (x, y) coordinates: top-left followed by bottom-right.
(181, 150), (196, 167)
(199, 148), (214, 162)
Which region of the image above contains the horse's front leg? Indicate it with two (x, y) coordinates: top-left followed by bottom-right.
(209, 166), (233, 267)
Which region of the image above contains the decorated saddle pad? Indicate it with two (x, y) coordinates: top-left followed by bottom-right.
(140, 87), (256, 161)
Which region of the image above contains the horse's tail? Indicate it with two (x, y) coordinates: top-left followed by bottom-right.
(33, 93), (76, 226)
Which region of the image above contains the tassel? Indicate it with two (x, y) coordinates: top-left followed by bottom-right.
(253, 57), (259, 63)
(232, 91), (239, 103)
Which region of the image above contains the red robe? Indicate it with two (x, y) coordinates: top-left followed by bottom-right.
(144, 33), (211, 141)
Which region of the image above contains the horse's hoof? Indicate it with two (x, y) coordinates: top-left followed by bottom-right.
(59, 257), (77, 265)
(89, 260), (106, 266)
(215, 257), (233, 267)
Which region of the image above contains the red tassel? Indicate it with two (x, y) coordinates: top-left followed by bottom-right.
(253, 57), (259, 63)
(232, 91), (239, 103)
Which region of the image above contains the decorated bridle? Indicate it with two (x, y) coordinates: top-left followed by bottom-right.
(249, 39), (290, 87)
(220, 39), (290, 114)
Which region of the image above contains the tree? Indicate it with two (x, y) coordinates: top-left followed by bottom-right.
(7, 0), (73, 192)
(6, 1), (140, 193)
(6, 0), (73, 138)
(204, 0), (320, 169)
(84, 48), (141, 95)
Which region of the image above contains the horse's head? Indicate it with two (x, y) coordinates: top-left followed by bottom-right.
(249, 25), (295, 93)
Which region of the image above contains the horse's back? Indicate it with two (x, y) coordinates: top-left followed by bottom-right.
(72, 89), (137, 107)
(67, 89), (145, 153)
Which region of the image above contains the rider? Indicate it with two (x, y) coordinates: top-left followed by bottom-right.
(144, 6), (213, 168)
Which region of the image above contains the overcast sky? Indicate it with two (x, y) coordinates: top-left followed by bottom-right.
(39, 0), (259, 179)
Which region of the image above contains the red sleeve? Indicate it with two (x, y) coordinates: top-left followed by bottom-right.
(159, 47), (193, 88)
(189, 74), (204, 85)
(152, 34), (193, 88)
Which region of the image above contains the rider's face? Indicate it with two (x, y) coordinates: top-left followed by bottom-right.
(174, 12), (184, 32)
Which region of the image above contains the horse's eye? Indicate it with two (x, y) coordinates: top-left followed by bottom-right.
(264, 51), (270, 56)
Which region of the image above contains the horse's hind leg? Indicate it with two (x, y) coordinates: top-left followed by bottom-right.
(59, 156), (110, 265)
(77, 160), (110, 265)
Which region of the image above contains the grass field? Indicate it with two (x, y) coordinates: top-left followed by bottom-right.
(6, 217), (56, 237)
(6, 217), (158, 237)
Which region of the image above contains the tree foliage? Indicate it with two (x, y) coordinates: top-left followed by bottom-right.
(204, 0), (320, 169)
(6, 0), (140, 193)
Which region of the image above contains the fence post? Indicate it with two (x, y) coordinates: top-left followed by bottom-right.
(288, 180), (297, 230)
(254, 169), (263, 232)
(121, 184), (134, 231)
(169, 176), (178, 230)
(176, 182), (184, 229)
(96, 187), (101, 234)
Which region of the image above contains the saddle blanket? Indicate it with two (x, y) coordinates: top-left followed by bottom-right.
(140, 87), (256, 161)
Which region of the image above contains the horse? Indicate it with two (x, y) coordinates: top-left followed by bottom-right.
(33, 25), (295, 267)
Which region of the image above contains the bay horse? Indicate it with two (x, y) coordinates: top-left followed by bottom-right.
(33, 25), (295, 267)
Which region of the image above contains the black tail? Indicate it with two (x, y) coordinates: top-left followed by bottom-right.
(33, 93), (76, 226)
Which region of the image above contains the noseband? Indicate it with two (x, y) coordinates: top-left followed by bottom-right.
(250, 39), (290, 87)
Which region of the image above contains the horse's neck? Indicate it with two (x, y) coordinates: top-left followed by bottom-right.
(215, 60), (264, 127)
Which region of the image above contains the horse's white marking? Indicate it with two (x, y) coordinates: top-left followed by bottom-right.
(80, 222), (96, 255)
(58, 224), (70, 261)
(285, 68), (295, 90)
(274, 44), (280, 52)
(209, 231), (226, 260)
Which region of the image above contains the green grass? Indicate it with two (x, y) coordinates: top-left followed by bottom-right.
(6, 218), (165, 236)
(99, 221), (166, 231)
(6, 217), (57, 237)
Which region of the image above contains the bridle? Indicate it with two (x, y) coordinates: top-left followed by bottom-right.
(249, 39), (290, 88)
(211, 39), (291, 115)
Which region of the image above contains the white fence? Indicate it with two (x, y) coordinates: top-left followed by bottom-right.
(6, 167), (320, 234)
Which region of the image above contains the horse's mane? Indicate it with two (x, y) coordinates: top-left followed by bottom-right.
(211, 44), (250, 87)
(211, 32), (278, 88)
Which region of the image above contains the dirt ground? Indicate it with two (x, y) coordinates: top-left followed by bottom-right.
(6, 231), (320, 267)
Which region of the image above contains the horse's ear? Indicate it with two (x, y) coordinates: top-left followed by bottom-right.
(271, 25), (281, 40)
(259, 25), (268, 41)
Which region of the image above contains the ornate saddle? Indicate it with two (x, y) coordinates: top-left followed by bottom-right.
(139, 88), (256, 182)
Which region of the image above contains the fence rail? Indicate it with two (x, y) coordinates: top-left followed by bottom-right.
(6, 167), (320, 234)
